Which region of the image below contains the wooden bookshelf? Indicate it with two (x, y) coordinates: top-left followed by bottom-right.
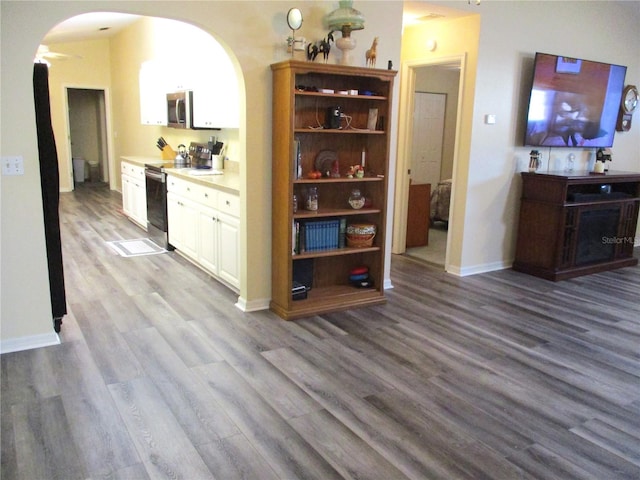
(270, 60), (396, 320)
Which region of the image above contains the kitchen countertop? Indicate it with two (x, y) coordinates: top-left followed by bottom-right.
(121, 155), (165, 167)
(165, 168), (240, 195)
(121, 155), (240, 195)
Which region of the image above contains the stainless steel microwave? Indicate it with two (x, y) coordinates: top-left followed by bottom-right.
(167, 91), (193, 129)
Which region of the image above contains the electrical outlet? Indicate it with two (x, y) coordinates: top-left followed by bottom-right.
(2, 156), (25, 176)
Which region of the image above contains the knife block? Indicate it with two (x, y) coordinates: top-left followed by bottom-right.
(161, 146), (177, 160)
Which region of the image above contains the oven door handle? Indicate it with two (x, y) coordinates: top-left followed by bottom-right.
(144, 169), (165, 183)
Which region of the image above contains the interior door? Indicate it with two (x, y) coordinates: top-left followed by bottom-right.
(406, 182), (430, 247)
(406, 92), (446, 247)
(410, 92), (446, 186)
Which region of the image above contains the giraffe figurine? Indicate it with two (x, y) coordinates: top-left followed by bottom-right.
(366, 37), (378, 67)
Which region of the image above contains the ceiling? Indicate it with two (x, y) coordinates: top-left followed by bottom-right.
(402, 1), (473, 27)
(42, 4), (472, 45)
(43, 12), (142, 44)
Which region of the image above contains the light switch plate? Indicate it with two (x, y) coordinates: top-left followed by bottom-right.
(2, 156), (25, 176)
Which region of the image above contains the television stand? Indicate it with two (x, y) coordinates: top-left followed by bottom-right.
(513, 171), (640, 281)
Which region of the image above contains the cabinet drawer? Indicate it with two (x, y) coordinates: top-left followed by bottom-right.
(167, 175), (192, 196)
(121, 162), (145, 180)
(198, 186), (218, 209)
(167, 175), (219, 209)
(218, 191), (240, 217)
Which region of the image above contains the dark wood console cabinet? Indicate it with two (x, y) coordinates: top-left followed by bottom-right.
(514, 171), (640, 281)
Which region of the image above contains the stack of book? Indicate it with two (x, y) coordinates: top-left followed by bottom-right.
(293, 218), (346, 254)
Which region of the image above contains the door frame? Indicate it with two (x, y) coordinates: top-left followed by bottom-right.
(62, 84), (115, 190)
(392, 54), (466, 273)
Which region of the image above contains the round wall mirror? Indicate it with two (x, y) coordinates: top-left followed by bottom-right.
(287, 8), (303, 31)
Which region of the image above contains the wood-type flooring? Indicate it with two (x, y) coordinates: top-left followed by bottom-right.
(2, 183), (639, 479)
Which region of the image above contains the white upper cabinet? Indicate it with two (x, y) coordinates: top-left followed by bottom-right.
(192, 67), (239, 129)
(139, 60), (168, 126)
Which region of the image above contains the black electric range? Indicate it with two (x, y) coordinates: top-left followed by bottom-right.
(144, 162), (175, 250)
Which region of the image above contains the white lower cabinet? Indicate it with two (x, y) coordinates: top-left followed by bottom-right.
(167, 193), (199, 259)
(121, 161), (147, 228)
(198, 206), (219, 274)
(167, 174), (240, 290)
(216, 211), (240, 287)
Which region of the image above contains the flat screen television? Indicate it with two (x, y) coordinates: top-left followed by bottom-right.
(524, 52), (627, 148)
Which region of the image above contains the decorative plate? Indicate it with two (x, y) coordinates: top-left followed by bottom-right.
(315, 150), (338, 176)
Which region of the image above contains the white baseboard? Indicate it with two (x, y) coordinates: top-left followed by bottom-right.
(0, 332), (60, 354)
(235, 296), (270, 313)
(446, 260), (510, 277)
(384, 277), (394, 290)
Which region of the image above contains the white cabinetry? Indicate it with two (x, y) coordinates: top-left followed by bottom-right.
(121, 161), (147, 228)
(167, 193), (199, 259)
(139, 61), (168, 126)
(192, 72), (239, 129)
(217, 210), (240, 286)
(166, 174), (240, 289)
(139, 59), (238, 130)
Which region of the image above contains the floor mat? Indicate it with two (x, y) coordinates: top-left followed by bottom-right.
(107, 238), (167, 257)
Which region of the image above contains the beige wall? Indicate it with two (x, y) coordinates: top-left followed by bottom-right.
(47, 19), (242, 192)
(47, 38), (112, 190)
(396, 2), (640, 274)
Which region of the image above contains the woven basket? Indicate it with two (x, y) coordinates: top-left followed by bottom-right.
(346, 224), (376, 248)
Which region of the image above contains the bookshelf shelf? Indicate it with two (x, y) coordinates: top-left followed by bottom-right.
(294, 207), (381, 219)
(293, 246), (380, 260)
(294, 129), (386, 135)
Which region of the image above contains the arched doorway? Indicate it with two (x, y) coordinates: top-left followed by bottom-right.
(36, 12), (244, 330)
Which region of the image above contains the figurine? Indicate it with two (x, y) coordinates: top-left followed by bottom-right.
(366, 37), (378, 67)
(319, 31), (334, 62)
(347, 165), (364, 178)
(306, 43), (318, 61)
(307, 31), (334, 62)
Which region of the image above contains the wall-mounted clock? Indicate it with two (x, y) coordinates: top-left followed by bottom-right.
(616, 84), (638, 131)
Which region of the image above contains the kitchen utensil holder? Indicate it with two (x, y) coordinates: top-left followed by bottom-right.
(161, 146), (177, 160)
(212, 155), (224, 170)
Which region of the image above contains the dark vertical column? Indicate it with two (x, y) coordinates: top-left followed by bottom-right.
(33, 62), (66, 332)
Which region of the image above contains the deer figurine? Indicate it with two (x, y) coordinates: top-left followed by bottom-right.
(366, 37), (378, 67)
